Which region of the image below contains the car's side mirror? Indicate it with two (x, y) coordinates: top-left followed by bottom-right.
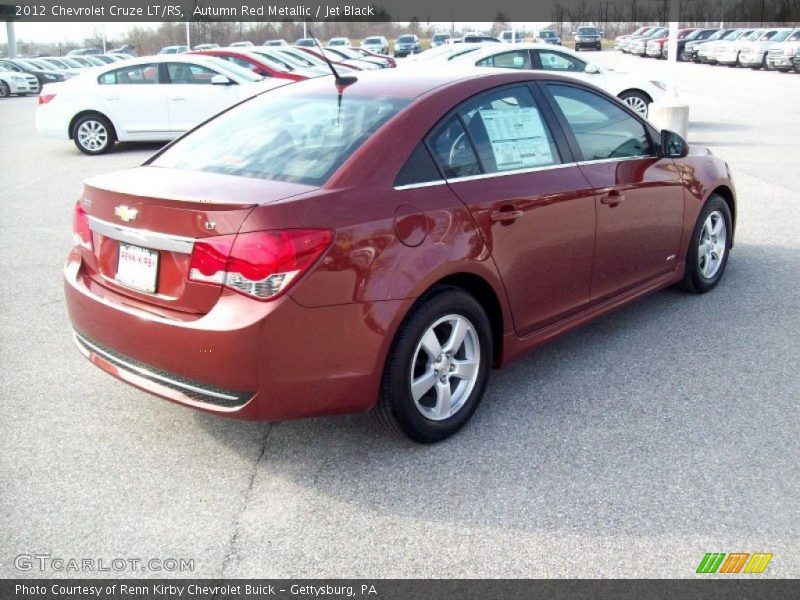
(660, 129), (689, 158)
(210, 74), (234, 85)
(584, 63), (600, 74)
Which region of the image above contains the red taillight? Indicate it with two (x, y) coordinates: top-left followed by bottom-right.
(72, 202), (92, 251)
(39, 93), (56, 105)
(189, 229), (333, 300)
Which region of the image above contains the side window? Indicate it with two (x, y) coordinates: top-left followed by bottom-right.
(426, 115), (481, 178)
(394, 144), (442, 187)
(476, 50), (532, 69)
(0, 60), (20, 71)
(98, 71), (116, 85)
(547, 84), (653, 161)
(534, 50), (587, 73)
(220, 55), (256, 71)
(99, 64), (159, 85)
(456, 86), (560, 173)
(167, 63), (218, 84)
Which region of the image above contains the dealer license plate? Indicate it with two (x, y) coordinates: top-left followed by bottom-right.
(116, 243), (159, 293)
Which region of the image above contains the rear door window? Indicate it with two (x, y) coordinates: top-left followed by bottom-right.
(456, 86), (560, 173)
(426, 115), (481, 178)
(166, 63), (218, 84)
(99, 63), (160, 84)
(476, 50), (532, 69)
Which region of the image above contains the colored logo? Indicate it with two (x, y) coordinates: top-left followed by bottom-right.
(114, 205), (138, 222)
(696, 552), (773, 574)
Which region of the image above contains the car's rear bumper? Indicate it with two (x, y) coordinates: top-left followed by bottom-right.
(35, 104), (69, 140)
(64, 250), (402, 421)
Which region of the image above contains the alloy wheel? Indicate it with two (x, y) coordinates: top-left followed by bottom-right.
(77, 120), (108, 152)
(698, 210), (727, 279)
(622, 95), (648, 116)
(0, 82), (9, 98)
(409, 314), (480, 421)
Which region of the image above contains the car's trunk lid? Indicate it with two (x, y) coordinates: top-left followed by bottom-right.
(79, 166), (316, 314)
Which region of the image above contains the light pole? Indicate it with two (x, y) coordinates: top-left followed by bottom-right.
(649, 0), (690, 138)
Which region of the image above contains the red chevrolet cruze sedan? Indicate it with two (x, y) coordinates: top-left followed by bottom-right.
(65, 69), (736, 442)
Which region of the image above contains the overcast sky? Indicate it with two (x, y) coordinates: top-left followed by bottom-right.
(2, 22), (157, 45)
(2, 21), (550, 45)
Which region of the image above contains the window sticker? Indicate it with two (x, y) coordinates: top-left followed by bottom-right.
(479, 107), (554, 170)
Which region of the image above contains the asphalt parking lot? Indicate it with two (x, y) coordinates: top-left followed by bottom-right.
(0, 51), (798, 579)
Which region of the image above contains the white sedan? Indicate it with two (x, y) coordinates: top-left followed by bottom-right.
(448, 43), (666, 117)
(36, 54), (289, 154)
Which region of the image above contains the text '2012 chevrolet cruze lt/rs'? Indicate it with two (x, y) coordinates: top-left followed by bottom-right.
(65, 69), (736, 442)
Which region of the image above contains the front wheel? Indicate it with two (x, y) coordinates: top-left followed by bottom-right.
(376, 288), (492, 443)
(618, 90), (650, 117)
(679, 194), (733, 294)
(0, 81), (10, 98)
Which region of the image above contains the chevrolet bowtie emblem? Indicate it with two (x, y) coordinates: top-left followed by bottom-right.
(114, 206), (138, 222)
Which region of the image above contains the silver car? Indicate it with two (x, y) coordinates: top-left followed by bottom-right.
(766, 29), (800, 71)
(714, 30), (763, 66)
(738, 29), (794, 69)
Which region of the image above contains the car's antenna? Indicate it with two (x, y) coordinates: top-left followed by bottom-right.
(308, 27), (357, 86)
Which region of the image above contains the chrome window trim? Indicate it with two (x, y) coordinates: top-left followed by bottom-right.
(393, 180), (447, 191)
(577, 155), (658, 166)
(87, 215), (195, 254)
(446, 161), (578, 184)
(394, 161), (585, 188)
(74, 331), (242, 403)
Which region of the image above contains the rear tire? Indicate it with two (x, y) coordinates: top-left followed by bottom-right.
(376, 287), (492, 443)
(72, 113), (115, 155)
(679, 194), (733, 294)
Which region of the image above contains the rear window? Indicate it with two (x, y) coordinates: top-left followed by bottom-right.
(540, 31), (556, 37)
(364, 37), (382, 44)
(151, 88), (408, 186)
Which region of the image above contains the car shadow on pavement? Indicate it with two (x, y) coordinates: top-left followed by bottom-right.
(195, 242), (797, 537)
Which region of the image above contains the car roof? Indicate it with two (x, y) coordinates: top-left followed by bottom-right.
(277, 67), (575, 102)
(88, 53), (234, 73)
(462, 43), (585, 60)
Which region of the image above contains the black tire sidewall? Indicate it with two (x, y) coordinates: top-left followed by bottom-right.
(380, 288), (492, 443)
(684, 195), (733, 293)
(0, 81), (9, 98)
(73, 115), (114, 155)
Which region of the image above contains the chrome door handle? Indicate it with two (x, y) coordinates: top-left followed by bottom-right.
(104, 95), (119, 101)
(170, 96), (186, 101)
(600, 192), (624, 207)
(490, 209), (524, 223)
